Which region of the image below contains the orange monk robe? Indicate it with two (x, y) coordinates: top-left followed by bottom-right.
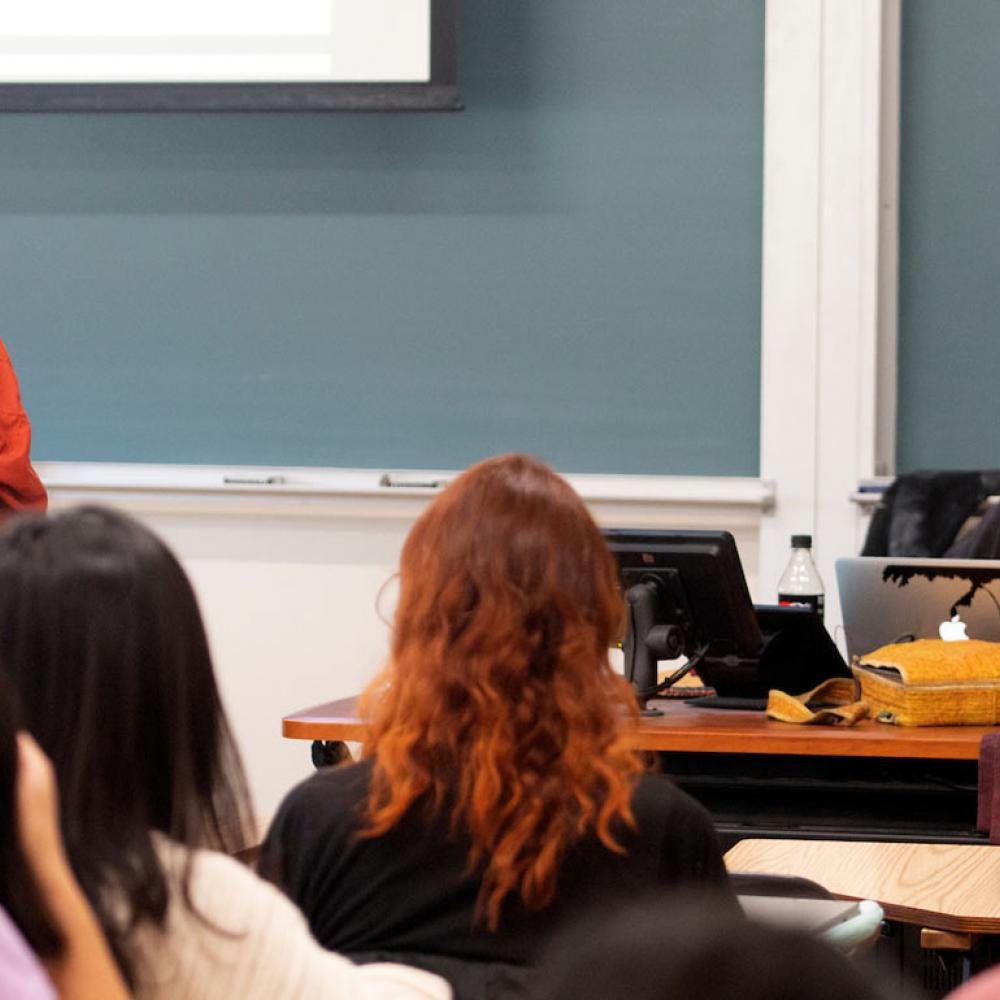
(0, 341), (46, 512)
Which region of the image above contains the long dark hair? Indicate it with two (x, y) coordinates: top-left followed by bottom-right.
(0, 506), (254, 984)
(0, 673), (63, 959)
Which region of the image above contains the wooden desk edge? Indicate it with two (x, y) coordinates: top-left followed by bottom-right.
(282, 716), (369, 742)
(283, 700), (986, 760)
(739, 892), (991, 935)
(633, 730), (982, 759)
(726, 841), (1000, 935)
(738, 888), (996, 936)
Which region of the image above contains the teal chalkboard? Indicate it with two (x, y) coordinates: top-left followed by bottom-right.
(3, 0), (763, 476)
(897, 2), (1000, 472)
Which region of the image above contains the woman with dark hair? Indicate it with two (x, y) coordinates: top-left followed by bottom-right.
(0, 506), (449, 1000)
(0, 672), (130, 1000)
(261, 454), (730, 998)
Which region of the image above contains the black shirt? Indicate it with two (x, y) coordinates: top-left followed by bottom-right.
(261, 759), (729, 978)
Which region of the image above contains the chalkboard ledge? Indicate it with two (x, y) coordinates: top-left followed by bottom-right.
(36, 462), (775, 521)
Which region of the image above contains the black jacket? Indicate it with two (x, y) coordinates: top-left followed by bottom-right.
(260, 759), (731, 1000)
(861, 470), (1000, 558)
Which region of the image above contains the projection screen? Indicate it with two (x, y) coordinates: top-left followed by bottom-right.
(0, 0), (459, 111)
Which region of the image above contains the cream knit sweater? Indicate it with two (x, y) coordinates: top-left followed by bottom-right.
(126, 840), (450, 1000)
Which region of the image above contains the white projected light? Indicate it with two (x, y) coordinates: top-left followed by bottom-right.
(0, 0), (454, 105)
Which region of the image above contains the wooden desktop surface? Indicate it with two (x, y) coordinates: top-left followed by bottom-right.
(726, 839), (1000, 934)
(283, 696), (992, 760)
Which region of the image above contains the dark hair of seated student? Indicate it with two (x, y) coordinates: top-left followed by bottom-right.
(533, 892), (892, 1000)
(260, 454), (733, 999)
(0, 506), (255, 986)
(0, 674), (63, 962)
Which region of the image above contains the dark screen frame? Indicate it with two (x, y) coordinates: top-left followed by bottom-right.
(0, 0), (459, 112)
(603, 529), (763, 658)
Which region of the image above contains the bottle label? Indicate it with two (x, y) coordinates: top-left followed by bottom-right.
(778, 593), (825, 619)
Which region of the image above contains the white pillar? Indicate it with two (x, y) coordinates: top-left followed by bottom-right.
(759, 0), (899, 638)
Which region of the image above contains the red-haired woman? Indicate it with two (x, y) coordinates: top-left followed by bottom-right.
(261, 455), (730, 999)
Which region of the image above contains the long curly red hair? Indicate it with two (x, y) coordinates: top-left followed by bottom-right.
(360, 454), (643, 928)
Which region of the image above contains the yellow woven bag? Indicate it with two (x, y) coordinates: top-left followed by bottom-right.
(853, 639), (1000, 726)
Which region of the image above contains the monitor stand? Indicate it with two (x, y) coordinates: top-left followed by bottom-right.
(682, 606), (850, 710)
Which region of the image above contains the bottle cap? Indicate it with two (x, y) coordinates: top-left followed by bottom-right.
(791, 534), (812, 549)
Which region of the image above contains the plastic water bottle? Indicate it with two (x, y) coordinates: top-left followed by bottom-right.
(777, 534), (825, 620)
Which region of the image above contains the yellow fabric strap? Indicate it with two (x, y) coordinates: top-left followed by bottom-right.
(766, 677), (870, 726)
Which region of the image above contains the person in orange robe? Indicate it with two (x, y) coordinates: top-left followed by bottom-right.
(0, 342), (46, 512)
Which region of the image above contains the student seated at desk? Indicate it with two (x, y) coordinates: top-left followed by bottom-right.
(0, 507), (450, 1000)
(260, 454), (731, 1000)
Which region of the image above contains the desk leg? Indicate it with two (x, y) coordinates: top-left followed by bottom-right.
(311, 740), (352, 769)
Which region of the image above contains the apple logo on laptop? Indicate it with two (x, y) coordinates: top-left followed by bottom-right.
(939, 614), (970, 642)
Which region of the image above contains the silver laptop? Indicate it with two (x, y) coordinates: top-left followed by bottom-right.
(836, 557), (1000, 661)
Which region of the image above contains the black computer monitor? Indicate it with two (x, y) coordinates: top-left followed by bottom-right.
(603, 529), (763, 713)
(604, 528), (849, 713)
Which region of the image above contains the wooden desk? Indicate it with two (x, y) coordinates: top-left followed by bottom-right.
(283, 697), (992, 846)
(726, 839), (1000, 935)
(283, 696), (990, 760)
